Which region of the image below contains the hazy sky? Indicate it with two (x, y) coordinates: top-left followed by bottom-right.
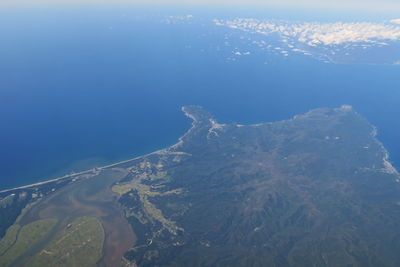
(1, 0), (399, 7)
(2, 0), (400, 13)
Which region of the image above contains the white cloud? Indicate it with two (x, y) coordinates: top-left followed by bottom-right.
(215, 18), (400, 46)
(390, 19), (400, 24)
(233, 51), (251, 56)
(162, 14), (194, 24)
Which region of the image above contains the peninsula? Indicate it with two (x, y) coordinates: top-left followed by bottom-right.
(1, 105), (400, 267)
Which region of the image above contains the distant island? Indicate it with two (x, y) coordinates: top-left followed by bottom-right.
(1, 105), (400, 267)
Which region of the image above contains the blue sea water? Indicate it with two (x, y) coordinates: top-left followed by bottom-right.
(0, 6), (399, 190)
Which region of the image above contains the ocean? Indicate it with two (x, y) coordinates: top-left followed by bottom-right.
(0, 6), (399, 190)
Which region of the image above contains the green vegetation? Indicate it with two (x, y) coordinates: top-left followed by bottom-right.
(116, 168), (184, 236)
(0, 218), (57, 266)
(0, 194), (15, 208)
(112, 171), (169, 196)
(112, 183), (137, 196)
(0, 225), (20, 256)
(119, 106), (400, 267)
(0, 193), (31, 239)
(2, 106), (400, 267)
(30, 216), (104, 267)
(137, 184), (184, 235)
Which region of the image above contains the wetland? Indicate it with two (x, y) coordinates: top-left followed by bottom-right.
(0, 169), (135, 267)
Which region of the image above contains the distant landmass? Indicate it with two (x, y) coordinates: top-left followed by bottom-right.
(1, 106), (400, 266)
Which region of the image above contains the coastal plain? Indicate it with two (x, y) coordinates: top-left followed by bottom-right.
(1, 105), (400, 266)
(0, 169), (135, 267)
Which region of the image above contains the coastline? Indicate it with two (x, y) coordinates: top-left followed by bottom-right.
(0, 149), (180, 195)
(0, 106), (199, 195)
(0, 158), (137, 194)
(2, 105), (399, 195)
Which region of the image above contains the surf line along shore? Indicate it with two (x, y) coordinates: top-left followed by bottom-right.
(0, 155), (152, 194)
(0, 106), (201, 195)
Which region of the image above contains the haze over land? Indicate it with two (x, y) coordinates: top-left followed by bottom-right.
(2, 105), (400, 266)
(1, 4), (400, 267)
(1, 8), (399, 191)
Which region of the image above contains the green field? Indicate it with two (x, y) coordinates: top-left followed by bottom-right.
(0, 225), (20, 256)
(0, 218), (57, 266)
(31, 216), (105, 267)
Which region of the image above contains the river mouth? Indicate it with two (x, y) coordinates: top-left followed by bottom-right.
(17, 168), (136, 267)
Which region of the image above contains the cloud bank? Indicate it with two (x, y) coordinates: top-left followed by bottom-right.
(215, 18), (400, 46)
(390, 19), (400, 24)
